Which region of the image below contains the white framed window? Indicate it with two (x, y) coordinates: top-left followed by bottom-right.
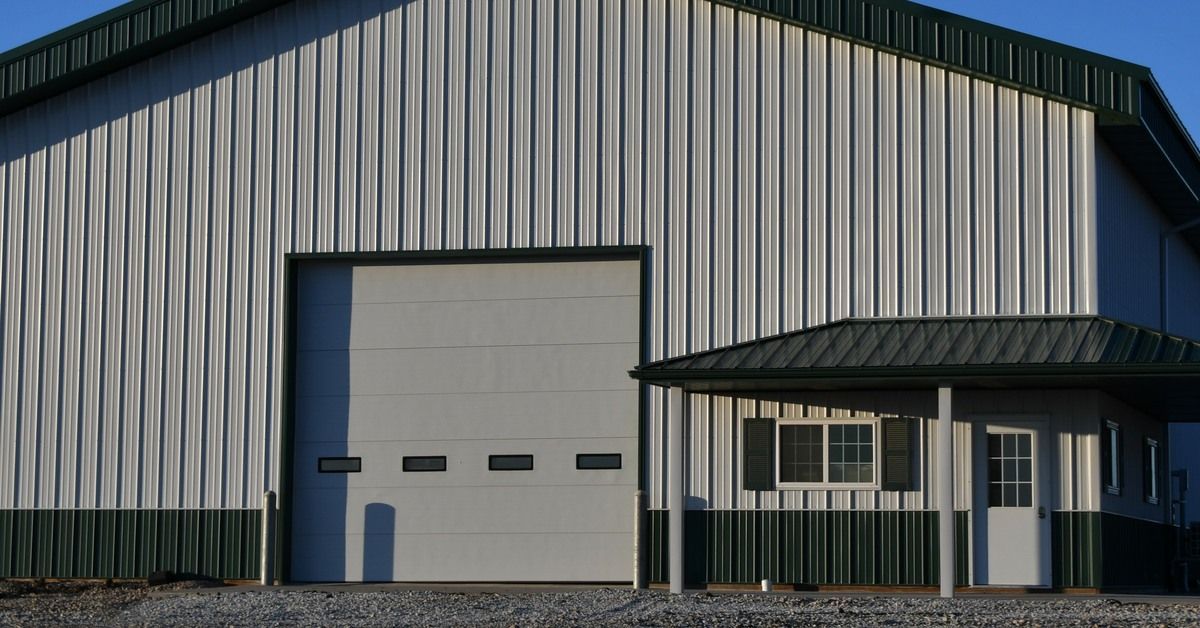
(777, 419), (878, 489)
(1145, 437), (1161, 505)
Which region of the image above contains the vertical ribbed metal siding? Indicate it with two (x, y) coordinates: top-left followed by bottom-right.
(0, 0), (1097, 511)
(1096, 137), (1200, 340)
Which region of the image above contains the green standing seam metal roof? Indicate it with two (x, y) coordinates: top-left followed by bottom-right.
(630, 315), (1200, 382)
(0, 0), (1198, 228)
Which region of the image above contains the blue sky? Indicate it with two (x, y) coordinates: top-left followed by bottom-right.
(2, 0), (1198, 140)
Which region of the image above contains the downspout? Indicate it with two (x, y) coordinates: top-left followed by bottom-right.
(1160, 216), (1200, 332)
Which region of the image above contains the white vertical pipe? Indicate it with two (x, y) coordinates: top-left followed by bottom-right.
(261, 490), (276, 586)
(937, 386), (955, 598)
(669, 386), (685, 594)
(634, 489), (647, 589)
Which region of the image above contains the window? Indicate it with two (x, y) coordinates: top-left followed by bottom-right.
(1102, 421), (1122, 495)
(986, 433), (1033, 508)
(779, 425), (823, 483)
(1146, 438), (1161, 504)
(489, 455), (534, 471)
(402, 456), (447, 472)
(577, 453), (622, 470)
(318, 457), (361, 473)
(777, 421), (876, 486)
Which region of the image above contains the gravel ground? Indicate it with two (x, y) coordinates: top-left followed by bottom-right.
(3, 582), (1200, 627)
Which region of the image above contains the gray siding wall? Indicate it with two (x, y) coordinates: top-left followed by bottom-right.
(1097, 393), (1170, 523)
(0, 0), (1098, 511)
(1096, 138), (1200, 338)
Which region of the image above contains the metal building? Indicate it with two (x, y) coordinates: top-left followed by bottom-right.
(0, 0), (1198, 591)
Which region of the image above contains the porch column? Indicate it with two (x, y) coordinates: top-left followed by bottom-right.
(937, 385), (955, 598)
(668, 385), (685, 594)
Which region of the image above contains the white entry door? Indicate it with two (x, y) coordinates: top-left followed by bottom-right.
(971, 420), (1051, 586)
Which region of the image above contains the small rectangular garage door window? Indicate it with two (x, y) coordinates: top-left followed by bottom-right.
(489, 455), (534, 471)
(318, 457), (361, 473)
(402, 456), (447, 472)
(576, 453), (622, 469)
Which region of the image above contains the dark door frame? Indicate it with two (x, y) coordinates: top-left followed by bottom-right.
(279, 245), (651, 582)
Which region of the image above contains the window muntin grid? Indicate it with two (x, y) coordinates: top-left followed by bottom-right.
(987, 433), (1033, 508)
(779, 425), (823, 483)
(777, 421), (877, 487)
(829, 424), (875, 483)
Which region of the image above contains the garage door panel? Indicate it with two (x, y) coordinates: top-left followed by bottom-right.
(292, 532), (629, 582)
(297, 296), (639, 351)
(297, 264), (354, 305)
(350, 260), (639, 304)
(291, 258), (640, 582)
(295, 344), (638, 396)
(347, 296), (638, 349)
(292, 484), (633, 536)
(295, 304), (352, 350)
(295, 390), (637, 443)
(292, 438), (635, 491)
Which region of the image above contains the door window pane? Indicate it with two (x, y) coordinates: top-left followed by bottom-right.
(987, 433), (1033, 508)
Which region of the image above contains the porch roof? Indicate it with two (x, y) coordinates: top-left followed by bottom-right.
(629, 315), (1200, 420)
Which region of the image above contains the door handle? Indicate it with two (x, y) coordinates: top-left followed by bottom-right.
(1037, 506), (1046, 519)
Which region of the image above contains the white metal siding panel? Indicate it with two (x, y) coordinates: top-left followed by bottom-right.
(0, 0), (1099, 510)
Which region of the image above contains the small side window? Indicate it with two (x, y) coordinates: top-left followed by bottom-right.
(489, 455), (533, 471)
(1145, 438), (1161, 505)
(1102, 420), (1122, 495)
(577, 453), (622, 470)
(318, 457), (361, 473)
(403, 456), (447, 472)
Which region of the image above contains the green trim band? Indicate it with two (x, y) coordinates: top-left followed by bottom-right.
(1052, 511), (1101, 588)
(0, 509), (262, 580)
(648, 509), (969, 586)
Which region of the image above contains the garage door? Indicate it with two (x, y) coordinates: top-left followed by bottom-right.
(290, 257), (641, 582)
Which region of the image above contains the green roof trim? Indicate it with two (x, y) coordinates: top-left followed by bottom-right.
(631, 315), (1200, 383)
(717, 0), (1200, 217)
(718, 0), (1147, 120)
(0, 0), (289, 118)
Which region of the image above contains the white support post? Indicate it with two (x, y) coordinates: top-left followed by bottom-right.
(937, 386), (955, 599)
(668, 386), (685, 594)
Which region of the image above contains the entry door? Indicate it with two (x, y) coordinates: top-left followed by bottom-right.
(971, 420), (1051, 586)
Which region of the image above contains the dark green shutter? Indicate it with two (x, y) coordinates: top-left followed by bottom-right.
(743, 418), (775, 491)
(882, 417), (914, 491)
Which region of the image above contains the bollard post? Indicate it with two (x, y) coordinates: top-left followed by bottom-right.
(634, 490), (648, 589)
(261, 491), (277, 586)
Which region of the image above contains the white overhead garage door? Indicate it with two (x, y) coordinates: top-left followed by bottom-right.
(290, 257), (641, 582)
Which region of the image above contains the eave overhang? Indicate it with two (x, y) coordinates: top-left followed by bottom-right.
(0, 0), (290, 118)
(630, 316), (1200, 421)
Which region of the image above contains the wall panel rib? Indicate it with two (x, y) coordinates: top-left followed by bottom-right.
(0, 0), (1098, 511)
